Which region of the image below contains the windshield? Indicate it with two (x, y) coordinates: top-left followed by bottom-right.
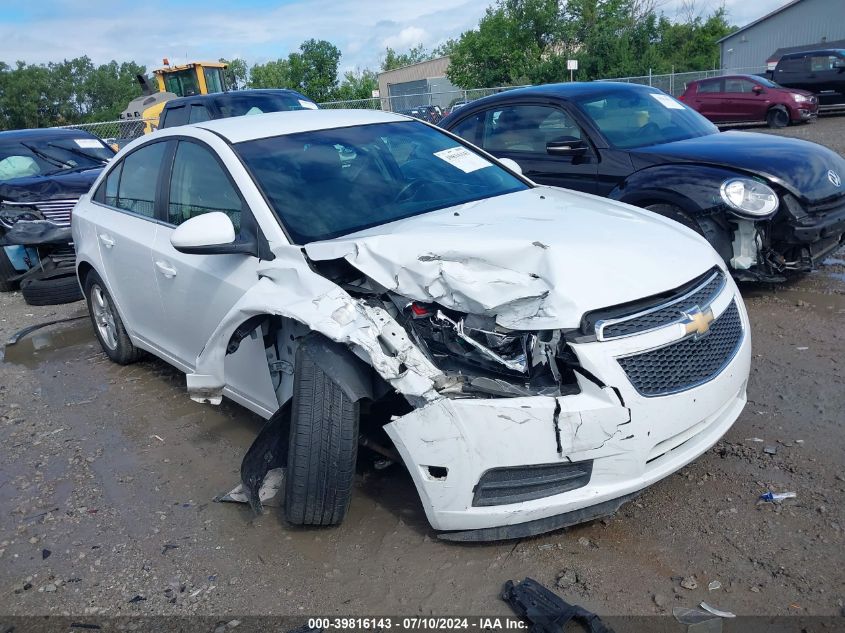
(235, 121), (527, 244)
(164, 69), (200, 97)
(574, 90), (718, 149)
(215, 93), (316, 117)
(0, 136), (113, 181)
(754, 76), (781, 88)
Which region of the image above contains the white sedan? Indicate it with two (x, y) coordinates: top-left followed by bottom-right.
(72, 109), (751, 540)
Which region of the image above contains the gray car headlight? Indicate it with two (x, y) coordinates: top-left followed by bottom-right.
(719, 178), (779, 218)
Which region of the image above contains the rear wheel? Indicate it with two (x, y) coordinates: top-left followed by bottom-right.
(83, 271), (142, 364)
(766, 107), (789, 129)
(284, 347), (359, 526)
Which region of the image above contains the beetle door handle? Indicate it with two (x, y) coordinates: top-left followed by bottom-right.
(155, 261), (177, 278)
(98, 233), (115, 248)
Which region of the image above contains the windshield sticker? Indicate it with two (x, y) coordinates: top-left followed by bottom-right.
(433, 147), (492, 173)
(75, 138), (104, 149)
(650, 94), (685, 110)
(299, 100), (319, 110)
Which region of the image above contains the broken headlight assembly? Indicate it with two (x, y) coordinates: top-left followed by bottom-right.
(0, 204), (44, 229)
(719, 178), (779, 218)
(395, 299), (577, 397)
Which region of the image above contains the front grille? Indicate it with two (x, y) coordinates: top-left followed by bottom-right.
(598, 269), (725, 340)
(617, 300), (743, 397)
(472, 460), (593, 507)
(3, 198), (78, 227)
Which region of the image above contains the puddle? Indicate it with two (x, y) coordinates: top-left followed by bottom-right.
(2, 319), (96, 368)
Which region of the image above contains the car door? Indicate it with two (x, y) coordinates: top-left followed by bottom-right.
(809, 53), (845, 104)
(775, 54), (810, 91)
(92, 141), (168, 348)
(723, 77), (760, 121)
(150, 139), (273, 405)
(689, 78), (725, 121)
(473, 103), (599, 193)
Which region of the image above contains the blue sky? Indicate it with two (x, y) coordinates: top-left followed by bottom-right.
(0, 0), (789, 73)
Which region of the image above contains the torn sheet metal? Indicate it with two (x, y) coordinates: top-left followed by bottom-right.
(187, 245), (443, 405)
(0, 220), (72, 246)
(303, 187), (720, 330)
(217, 468), (284, 508)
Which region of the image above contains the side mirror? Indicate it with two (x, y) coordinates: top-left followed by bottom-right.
(752, 85), (764, 94)
(834, 60), (845, 71)
(546, 139), (588, 156)
(171, 212), (246, 255)
(498, 157), (523, 175)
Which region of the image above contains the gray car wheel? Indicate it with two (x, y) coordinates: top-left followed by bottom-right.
(83, 271), (142, 365)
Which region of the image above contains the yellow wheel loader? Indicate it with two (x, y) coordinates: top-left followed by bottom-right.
(120, 60), (227, 134)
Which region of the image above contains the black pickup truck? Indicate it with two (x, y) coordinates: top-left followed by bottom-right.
(771, 48), (845, 106)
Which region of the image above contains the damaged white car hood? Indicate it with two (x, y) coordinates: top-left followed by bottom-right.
(304, 186), (722, 329)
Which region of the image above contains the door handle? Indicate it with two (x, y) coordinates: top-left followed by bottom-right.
(98, 233), (115, 248)
(155, 261), (177, 278)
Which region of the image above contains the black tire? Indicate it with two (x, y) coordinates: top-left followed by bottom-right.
(20, 271), (83, 305)
(0, 247), (18, 292)
(766, 107), (789, 129)
(83, 271), (142, 364)
(285, 347), (359, 526)
(645, 203), (733, 263)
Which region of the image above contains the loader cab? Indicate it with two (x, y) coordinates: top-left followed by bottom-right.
(154, 61), (227, 98)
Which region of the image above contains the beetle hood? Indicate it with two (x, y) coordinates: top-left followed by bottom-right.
(631, 131), (845, 204)
(303, 187), (722, 330)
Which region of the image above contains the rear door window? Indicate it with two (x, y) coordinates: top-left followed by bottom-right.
(114, 142), (167, 218)
(696, 79), (722, 93)
(162, 105), (189, 128)
(189, 104), (212, 123)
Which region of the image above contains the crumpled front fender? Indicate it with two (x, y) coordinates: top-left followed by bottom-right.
(187, 246), (444, 406)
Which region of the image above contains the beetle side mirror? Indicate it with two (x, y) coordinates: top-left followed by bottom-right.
(546, 139), (588, 156)
(171, 212), (252, 255)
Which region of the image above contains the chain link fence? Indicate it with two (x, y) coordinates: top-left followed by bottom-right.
(595, 66), (769, 96)
(54, 119), (155, 147)
(318, 85), (530, 113)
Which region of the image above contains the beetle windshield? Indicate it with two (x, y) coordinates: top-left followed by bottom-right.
(234, 121), (527, 244)
(574, 89), (719, 149)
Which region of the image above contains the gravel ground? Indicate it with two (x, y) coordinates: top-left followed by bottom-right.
(1, 121), (844, 624)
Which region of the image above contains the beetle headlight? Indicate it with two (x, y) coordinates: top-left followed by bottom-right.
(720, 178), (779, 218)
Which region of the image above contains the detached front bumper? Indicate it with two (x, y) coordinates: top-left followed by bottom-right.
(385, 280), (751, 538)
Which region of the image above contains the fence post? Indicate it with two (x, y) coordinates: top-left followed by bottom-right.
(648, 68), (652, 87)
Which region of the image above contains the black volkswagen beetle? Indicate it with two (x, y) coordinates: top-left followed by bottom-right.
(440, 82), (845, 282)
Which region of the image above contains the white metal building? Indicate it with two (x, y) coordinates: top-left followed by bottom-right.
(718, 0), (845, 70)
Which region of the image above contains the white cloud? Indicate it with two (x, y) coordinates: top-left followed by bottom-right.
(382, 26), (428, 50)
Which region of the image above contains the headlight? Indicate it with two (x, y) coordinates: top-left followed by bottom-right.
(793, 93), (810, 103)
(719, 178), (779, 217)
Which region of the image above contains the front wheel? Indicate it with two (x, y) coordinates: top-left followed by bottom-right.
(645, 203), (733, 263)
(84, 271), (142, 365)
(285, 346), (359, 526)
(766, 107), (789, 129)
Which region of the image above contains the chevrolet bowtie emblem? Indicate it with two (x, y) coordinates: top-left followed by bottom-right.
(683, 306), (715, 337)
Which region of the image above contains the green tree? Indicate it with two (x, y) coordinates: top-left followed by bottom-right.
(219, 57), (249, 90)
(248, 58), (292, 88)
(295, 39), (341, 101)
(380, 44), (431, 71)
(332, 68), (379, 101)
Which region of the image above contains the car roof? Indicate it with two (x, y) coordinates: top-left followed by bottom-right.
(192, 108), (412, 143)
(0, 127), (98, 142)
(782, 48), (845, 58)
(458, 81), (662, 108)
(163, 89), (312, 109)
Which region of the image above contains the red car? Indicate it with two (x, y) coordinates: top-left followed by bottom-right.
(679, 74), (817, 128)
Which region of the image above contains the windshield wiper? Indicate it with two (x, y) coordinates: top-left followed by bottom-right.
(20, 142), (71, 170)
(46, 142), (108, 165)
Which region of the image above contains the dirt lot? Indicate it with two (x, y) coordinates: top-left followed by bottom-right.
(1, 117), (844, 624)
